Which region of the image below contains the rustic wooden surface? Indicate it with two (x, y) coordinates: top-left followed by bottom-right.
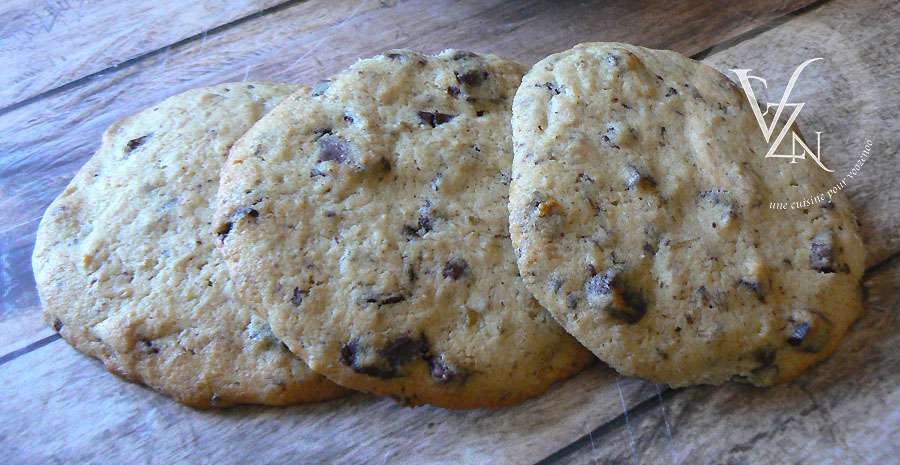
(1, 0), (897, 463)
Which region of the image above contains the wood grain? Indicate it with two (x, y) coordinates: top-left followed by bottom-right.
(0, 349), (661, 464)
(0, 0), (820, 356)
(556, 255), (900, 465)
(0, 0), (293, 109)
(701, 0), (900, 268)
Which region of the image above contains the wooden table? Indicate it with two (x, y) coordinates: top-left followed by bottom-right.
(2, 0), (898, 463)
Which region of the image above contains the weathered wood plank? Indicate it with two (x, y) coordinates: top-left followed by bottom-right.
(0, 0), (820, 356)
(557, 254), (900, 465)
(0, 0), (293, 109)
(0, 347), (660, 464)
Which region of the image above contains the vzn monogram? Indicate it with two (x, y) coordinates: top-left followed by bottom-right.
(731, 58), (834, 172)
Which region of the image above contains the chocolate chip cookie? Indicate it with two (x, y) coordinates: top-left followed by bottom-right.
(33, 83), (351, 407)
(214, 50), (594, 408)
(509, 43), (865, 387)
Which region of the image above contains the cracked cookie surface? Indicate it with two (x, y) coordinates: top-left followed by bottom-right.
(33, 83), (351, 407)
(509, 43), (865, 387)
(215, 50), (593, 409)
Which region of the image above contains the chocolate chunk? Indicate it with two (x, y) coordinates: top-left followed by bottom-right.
(737, 279), (766, 303)
(291, 287), (307, 306)
(125, 134), (151, 153)
(810, 231), (836, 273)
(442, 259), (468, 280)
(456, 70), (488, 86)
(360, 291), (406, 306)
(310, 80), (331, 96)
(216, 207), (259, 240)
(625, 164), (657, 190)
(665, 87), (677, 97)
(584, 271), (647, 323)
(417, 110), (456, 128)
(340, 336), (429, 379)
(318, 134), (350, 163)
(52, 319), (64, 332)
(339, 341), (396, 379)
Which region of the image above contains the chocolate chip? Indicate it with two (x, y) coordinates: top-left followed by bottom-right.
(785, 308), (833, 352)
(311, 80), (331, 96)
(601, 134), (620, 149)
(216, 207), (259, 240)
(698, 190), (738, 223)
(737, 279), (766, 303)
(360, 291), (406, 306)
(475, 110), (484, 117)
(625, 164), (656, 190)
(417, 200), (438, 232)
(402, 225), (420, 238)
(138, 337), (159, 354)
(738, 279), (766, 303)
(291, 287), (307, 306)
(665, 87), (677, 97)
(417, 110), (456, 128)
(456, 70), (488, 86)
(125, 134), (151, 153)
(442, 259), (468, 280)
(751, 349), (776, 375)
(584, 271), (647, 323)
(381, 336), (427, 368)
(810, 231), (837, 273)
(536, 82), (562, 94)
(787, 323), (809, 346)
(429, 356), (465, 384)
(318, 134), (350, 163)
(53, 319), (64, 332)
(451, 51), (479, 60)
(550, 277), (565, 293)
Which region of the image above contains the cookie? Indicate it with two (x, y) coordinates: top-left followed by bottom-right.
(509, 43), (865, 387)
(33, 83), (351, 407)
(214, 50), (594, 409)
